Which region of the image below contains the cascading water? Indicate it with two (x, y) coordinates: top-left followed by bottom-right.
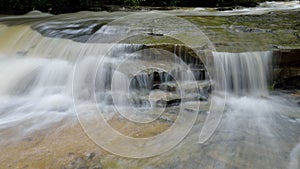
(210, 51), (300, 169)
(0, 8), (299, 169)
(0, 20), (206, 144)
(213, 51), (272, 96)
(0, 57), (74, 143)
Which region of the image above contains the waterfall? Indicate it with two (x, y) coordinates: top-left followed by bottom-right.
(212, 51), (272, 96)
(0, 22), (149, 142)
(0, 9), (300, 169)
(208, 50), (300, 169)
(0, 21), (203, 143)
(0, 20), (275, 144)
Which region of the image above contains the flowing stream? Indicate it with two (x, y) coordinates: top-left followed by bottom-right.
(0, 3), (299, 169)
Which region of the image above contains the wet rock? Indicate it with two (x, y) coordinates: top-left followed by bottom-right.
(157, 83), (177, 92)
(64, 153), (102, 169)
(65, 157), (87, 169)
(87, 152), (96, 160)
(274, 76), (300, 90)
(274, 49), (300, 67)
(147, 32), (164, 36)
(159, 115), (173, 122)
(228, 26), (272, 33)
(33, 20), (109, 42)
(157, 97), (182, 107)
(273, 49), (300, 90)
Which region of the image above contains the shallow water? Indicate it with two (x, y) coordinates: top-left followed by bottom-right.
(0, 2), (299, 168)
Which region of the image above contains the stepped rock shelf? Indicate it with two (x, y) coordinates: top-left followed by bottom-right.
(0, 3), (299, 169)
(1, 8), (299, 89)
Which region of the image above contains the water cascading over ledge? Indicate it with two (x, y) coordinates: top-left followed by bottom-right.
(208, 52), (300, 169)
(0, 21), (211, 144)
(0, 21), (278, 138)
(212, 51), (273, 96)
(0, 7), (299, 169)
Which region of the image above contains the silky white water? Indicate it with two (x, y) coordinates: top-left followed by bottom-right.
(211, 51), (300, 169)
(213, 51), (272, 96)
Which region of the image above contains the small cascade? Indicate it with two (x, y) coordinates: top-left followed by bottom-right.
(0, 8), (299, 169)
(0, 21), (209, 142)
(209, 50), (300, 169)
(212, 51), (272, 96)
